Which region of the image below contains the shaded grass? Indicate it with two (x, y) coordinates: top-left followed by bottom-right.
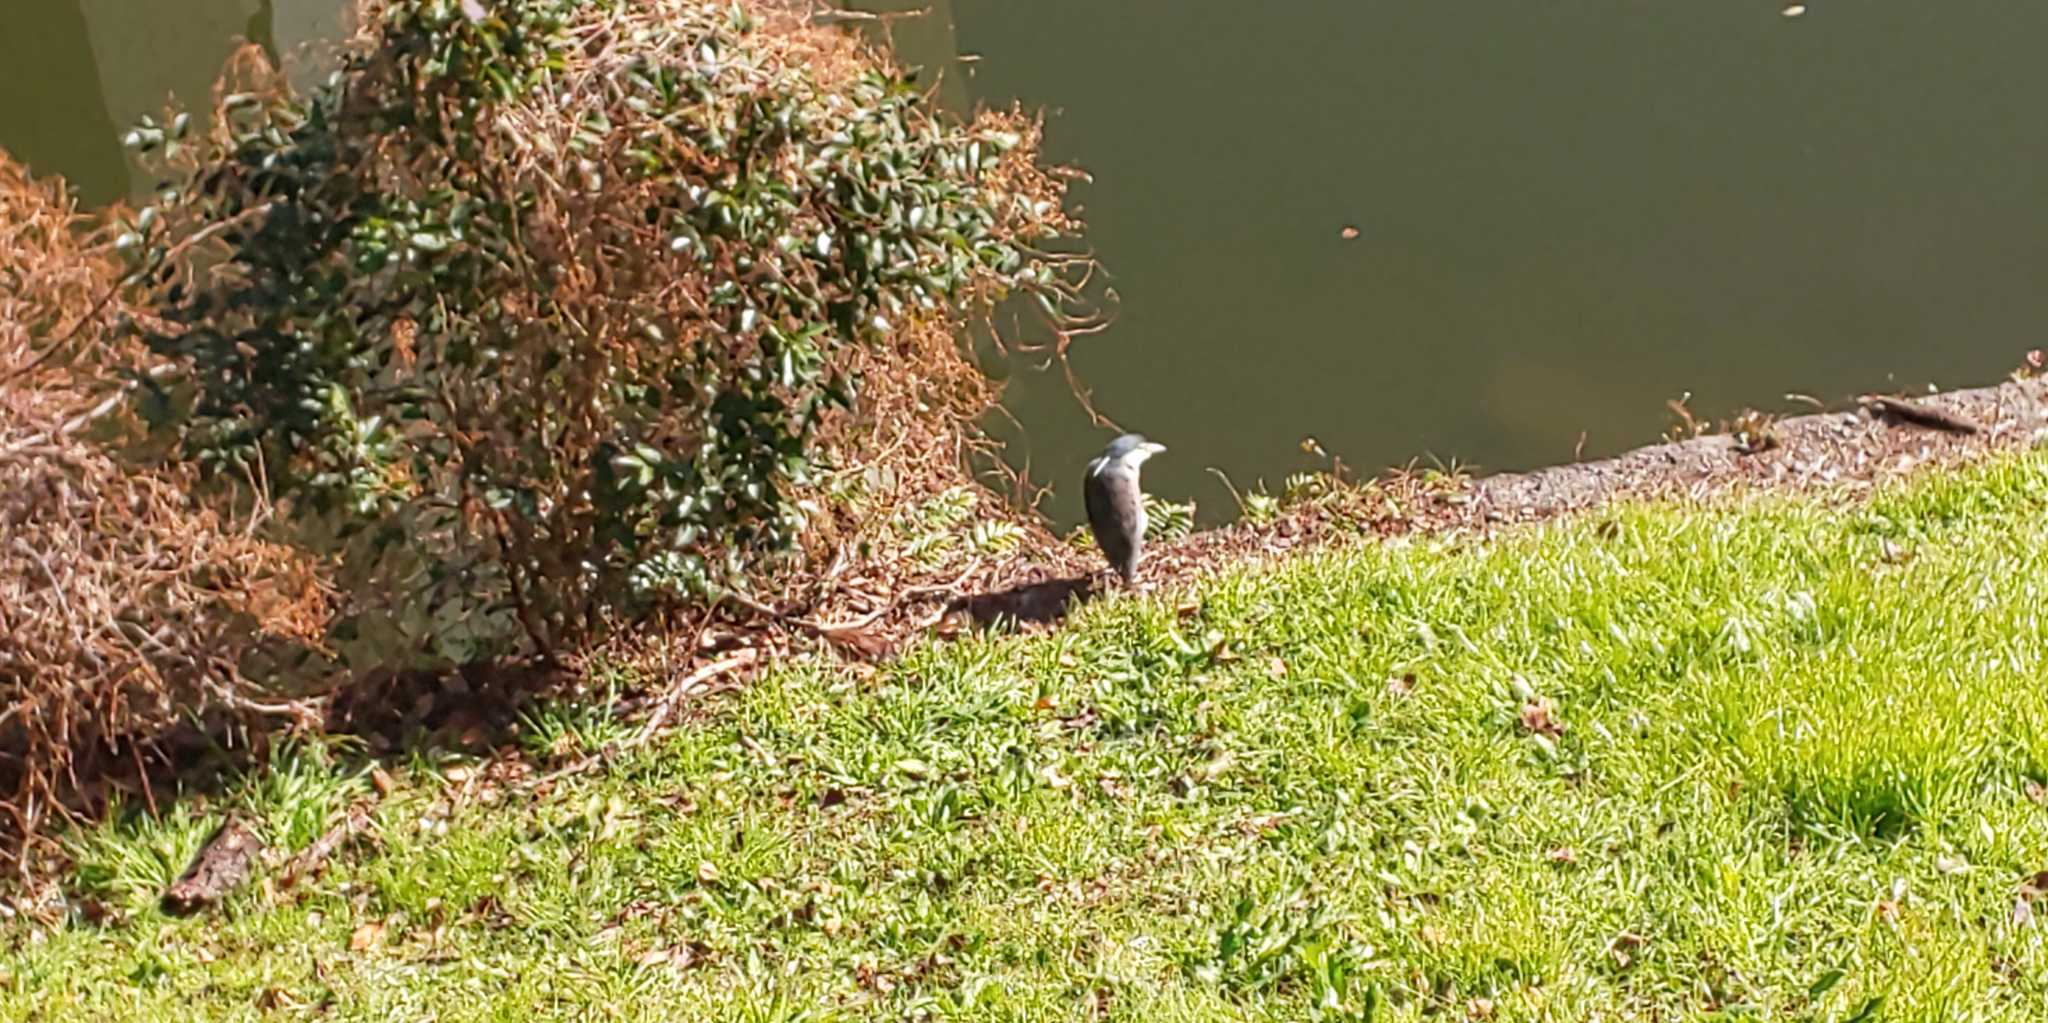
(12, 451), (2048, 1020)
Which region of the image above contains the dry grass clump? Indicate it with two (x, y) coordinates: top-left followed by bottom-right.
(0, 153), (334, 874)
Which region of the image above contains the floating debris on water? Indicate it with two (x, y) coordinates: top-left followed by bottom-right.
(1782, 4), (1807, 17)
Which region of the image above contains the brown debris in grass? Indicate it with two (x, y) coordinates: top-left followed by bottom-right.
(160, 815), (264, 915)
(1, 151), (336, 877)
(279, 800), (377, 891)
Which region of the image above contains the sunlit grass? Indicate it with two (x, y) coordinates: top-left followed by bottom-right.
(11, 451), (2048, 1020)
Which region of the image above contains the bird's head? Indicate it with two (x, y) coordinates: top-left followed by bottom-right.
(1090, 433), (1166, 476)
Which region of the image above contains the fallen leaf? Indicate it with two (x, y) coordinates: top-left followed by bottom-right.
(1387, 673), (1417, 697)
(349, 920), (385, 952)
(1605, 931), (1645, 969)
(1192, 750), (1236, 782)
(1547, 847), (1577, 865)
(370, 767), (396, 796)
(2020, 870), (2048, 900)
(254, 987), (299, 1011)
(697, 860), (721, 884)
(161, 817), (264, 916)
(1519, 696), (1565, 737)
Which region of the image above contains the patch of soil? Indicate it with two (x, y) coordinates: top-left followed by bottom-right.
(1475, 382), (2041, 521)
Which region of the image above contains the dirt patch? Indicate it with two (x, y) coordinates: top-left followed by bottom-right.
(1474, 383), (2043, 519)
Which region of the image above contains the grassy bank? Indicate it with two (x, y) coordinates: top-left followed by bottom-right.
(11, 448), (2048, 1021)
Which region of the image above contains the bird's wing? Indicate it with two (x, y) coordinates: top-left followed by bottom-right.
(1084, 470), (1139, 571)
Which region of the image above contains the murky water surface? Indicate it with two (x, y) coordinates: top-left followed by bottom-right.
(10, 1), (2048, 525)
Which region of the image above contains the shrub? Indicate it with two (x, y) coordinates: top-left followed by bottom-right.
(131, 0), (1080, 669)
(0, 152), (334, 871)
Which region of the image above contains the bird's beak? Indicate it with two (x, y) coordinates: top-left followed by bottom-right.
(1143, 442), (1167, 456)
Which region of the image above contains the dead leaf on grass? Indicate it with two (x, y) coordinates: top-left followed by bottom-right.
(1519, 695), (1565, 737)
(2019, 870), (2048, 900)
(1605, 931), (1646, 969)
(349, 920), (386, 952)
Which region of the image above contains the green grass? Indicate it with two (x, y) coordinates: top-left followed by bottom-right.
(13, 450), (2048, 1021)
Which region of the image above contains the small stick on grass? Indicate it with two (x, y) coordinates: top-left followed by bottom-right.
(279, 801), (375, 891)
(1862, 396), (1982, 436)
(631, 649), (761, 747)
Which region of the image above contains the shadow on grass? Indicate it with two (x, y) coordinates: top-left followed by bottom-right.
(951, 573), (1102, 629)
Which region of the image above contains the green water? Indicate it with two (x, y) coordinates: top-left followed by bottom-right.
(9, 1), (2048, 526)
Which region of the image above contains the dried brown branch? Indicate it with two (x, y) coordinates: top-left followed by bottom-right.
(0, 153), (336, 876)
(631, 649), (762, 746)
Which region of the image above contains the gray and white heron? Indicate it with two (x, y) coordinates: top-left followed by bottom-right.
(1083, 433), (1167, 586)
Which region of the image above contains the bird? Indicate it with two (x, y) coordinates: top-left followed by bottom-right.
(1083, 433), (1166, 587)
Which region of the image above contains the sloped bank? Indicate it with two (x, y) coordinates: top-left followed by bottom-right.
(19, 400), (2048, 1020)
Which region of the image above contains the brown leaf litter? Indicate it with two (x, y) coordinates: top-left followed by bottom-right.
(160, 815), (264, 915)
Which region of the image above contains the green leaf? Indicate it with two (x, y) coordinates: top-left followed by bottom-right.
(1808, 969), (1845, 1000)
